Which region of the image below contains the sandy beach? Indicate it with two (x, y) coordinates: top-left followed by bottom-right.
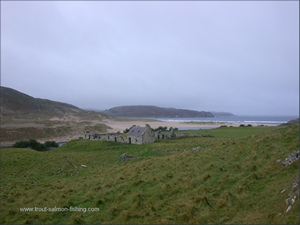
(101, 119), (276, 133)
(103, 120), (210, 133)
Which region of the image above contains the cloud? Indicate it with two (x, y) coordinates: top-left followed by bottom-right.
(1, 1), (299, 115)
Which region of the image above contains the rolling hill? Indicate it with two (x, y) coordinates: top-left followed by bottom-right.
(0, 86), (107, 120)
(0, 86), (110, 143)
(104, 105), (214, 118)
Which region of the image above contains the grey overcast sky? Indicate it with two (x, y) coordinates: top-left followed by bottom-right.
(1, 1), (299, 116)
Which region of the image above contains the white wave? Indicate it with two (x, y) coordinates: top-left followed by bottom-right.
(244, 120), (286, 124)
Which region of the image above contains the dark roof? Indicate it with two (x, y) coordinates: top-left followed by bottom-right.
(127, 126), (146, 136)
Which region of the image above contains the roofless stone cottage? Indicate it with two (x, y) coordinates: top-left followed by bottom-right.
(85, 124), (175, 144)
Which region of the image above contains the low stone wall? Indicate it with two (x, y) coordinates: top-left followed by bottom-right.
(88, 133), (128, 143)
(276, 150), (299, 216)
(155, 130), (176, 140)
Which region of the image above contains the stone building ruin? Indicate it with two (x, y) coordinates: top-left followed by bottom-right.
(155, 129), (176, 140)
(84, 124), (176, 145)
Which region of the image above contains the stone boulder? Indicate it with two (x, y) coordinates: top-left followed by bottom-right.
(119, 153), (136, 161)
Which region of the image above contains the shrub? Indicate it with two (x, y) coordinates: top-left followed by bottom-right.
(153, 126), (168, 131)
(13, 140), (30, 148)
(123, 125), (136, 133)
(123, 128), (130, 133)
(28, 139), (40, 150)
(12, 139), (58, 151)
(44, 141), (59, 149)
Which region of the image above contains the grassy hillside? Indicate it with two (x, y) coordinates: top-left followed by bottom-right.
(0, 86), (104, 119)
(0, 125), (299, 224)
(0, 86), (110, 143)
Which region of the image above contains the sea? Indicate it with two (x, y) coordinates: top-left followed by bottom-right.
(156, 115), (299, 130)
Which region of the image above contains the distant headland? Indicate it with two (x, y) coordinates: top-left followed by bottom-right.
(103, 105), (234, 118)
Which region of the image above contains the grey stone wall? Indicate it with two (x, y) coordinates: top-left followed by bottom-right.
(155, 129), (176, 140)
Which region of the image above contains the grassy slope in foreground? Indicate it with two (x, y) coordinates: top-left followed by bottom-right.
(0, 125), (299, 224)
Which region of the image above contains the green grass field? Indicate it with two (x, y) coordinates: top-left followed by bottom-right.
(0, 125), (299, 224)
(178, 125), (278, 138)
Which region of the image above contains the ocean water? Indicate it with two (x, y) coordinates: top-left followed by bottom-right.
(156, 115), (298, 125)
